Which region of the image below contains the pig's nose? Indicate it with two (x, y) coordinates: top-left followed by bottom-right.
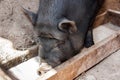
(44, 47), (63, 67)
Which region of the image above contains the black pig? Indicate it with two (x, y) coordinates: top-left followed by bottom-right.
(24, 0), (104, 67)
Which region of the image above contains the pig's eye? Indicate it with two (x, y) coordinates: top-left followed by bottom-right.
(39, 33), (54, 39)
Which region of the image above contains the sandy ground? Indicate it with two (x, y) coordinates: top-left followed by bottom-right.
(0, 0), (39, 50)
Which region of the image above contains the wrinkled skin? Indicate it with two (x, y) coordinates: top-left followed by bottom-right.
(24, 0), (104, 67)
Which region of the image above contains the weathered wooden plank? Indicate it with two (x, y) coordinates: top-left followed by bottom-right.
(0, 37), (38, 69)
(94, 9), (120, 27)
(37, 28), (120, 80)
(8, 57), (40, 80)
(0, 68), (12, 80)
(104, 9), (120, 26)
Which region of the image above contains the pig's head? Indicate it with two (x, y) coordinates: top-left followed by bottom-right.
(23, 9), (84, 67)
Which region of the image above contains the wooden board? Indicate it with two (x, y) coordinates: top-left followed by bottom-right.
(8, 57), (40, 80)
(0, 68), (12, 80)
(0, 37), (38, 69)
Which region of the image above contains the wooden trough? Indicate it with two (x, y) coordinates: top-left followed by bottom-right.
(0, 9), (120, 80)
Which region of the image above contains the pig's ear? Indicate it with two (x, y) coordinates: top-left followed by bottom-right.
(58, 19), (77, 33)
(22, 8), (37, 25)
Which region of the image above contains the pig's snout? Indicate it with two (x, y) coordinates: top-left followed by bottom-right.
(39, 45), (64, 67)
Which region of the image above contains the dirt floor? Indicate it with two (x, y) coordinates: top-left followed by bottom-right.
(0, 0), (39, 50)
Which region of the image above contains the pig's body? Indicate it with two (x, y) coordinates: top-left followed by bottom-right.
(24, 0), (104, 67)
